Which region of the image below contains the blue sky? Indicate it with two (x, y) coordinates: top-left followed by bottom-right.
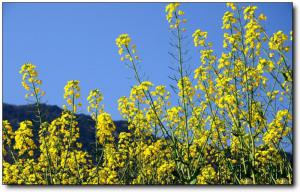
(3, 2), (292, 120)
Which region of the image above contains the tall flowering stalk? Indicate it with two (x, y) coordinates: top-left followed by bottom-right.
(87, 89), (104, 162)
(60, 80), (83, 183)
(18, 63), (54, 184)
(19, 63), (45, 123)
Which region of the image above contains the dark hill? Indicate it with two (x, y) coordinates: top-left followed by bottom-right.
(2, 103), (128, 153)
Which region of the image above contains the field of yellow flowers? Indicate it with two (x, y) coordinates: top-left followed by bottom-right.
(2, 3), (293, 185)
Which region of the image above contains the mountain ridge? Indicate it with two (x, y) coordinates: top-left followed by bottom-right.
(2, 102), (129, 153)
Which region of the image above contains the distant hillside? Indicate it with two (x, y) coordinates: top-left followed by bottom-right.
(2, 103), (129, 153)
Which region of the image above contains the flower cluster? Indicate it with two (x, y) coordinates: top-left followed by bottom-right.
(116, 34), (139, 62)
(192, 29), (208, 47)
(14, 121), (36, 157)
(19, 63), (45, 98)
(96, 113), (116, 145)
(3, 120), (14, 156)
(63, 80), (81, 112)
(87, 89), (104, 120)
(269, 30), (289, 51)
(165, 3), (187, 30)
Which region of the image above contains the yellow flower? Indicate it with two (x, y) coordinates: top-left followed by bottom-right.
(116, 34), (131, 48)
(197, 165), (216, 184)
(222, 11), (236, 29)
(63, 80), (81, 112)
(19, 63), (45, 99)
(177, 76), (195, 102)
(165, 3), (180, 23)
(14, 120), (36, 156)
(192, 29), (208, 47)
(243, 5), (257, 20)
(165, 3), (186, 29)
(87, 89), (104, 119)
(258, 13), (267, 20)
(226, 2), (236, 10)
(269, 30), (288, 51)
(3, 120), (14, 151)
(97, 113), (116, 145)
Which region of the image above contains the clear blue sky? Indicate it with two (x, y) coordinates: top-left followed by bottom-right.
(3, 2), (292, 120)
